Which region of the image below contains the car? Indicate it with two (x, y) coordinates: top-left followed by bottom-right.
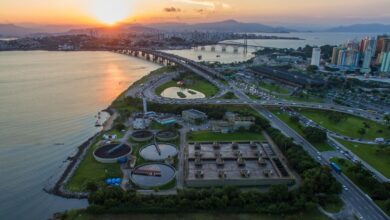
(343, 185), (349, 191)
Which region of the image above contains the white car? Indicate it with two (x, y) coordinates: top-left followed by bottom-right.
(343, 185), (349, 191)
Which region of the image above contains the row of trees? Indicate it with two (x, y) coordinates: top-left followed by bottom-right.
(288, 115), (327, 144)
(88, 185), (316, 214)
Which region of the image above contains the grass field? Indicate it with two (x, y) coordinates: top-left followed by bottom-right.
(298, 109), (390, 140)
(63, 210), (329, 220)
(259, 82), (290, 94)
(66, 137), (122, 192)
(336, 139), (390, 178)
(276, 93), (324, 103)
(271, 109), (334, 152)
(188, 131), (265, 142)
(156, 74), (218, 97)
(103, 129), (124, 139)
(246, 93), (261, 100)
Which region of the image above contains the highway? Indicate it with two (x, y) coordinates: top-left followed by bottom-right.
(119, 48), (389, 220)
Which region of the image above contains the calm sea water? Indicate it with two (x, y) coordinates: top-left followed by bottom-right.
(0, 51), (159, 220)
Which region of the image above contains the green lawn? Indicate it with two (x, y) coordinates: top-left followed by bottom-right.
(298, 109), (390, 140)
(63, 210), (329, 220)
(103, 129), (125, 139)
(246, 93), (261, 100)
(259, 82), (290, 94)
(271, 110), (334, 152)
(188, 131), (265, 142)
(155, 74), (219, 97)
(278, 94), (324, 103)
(336, 139), (390, 178)
(66, 137), (122, 192)
(221, 92), (237, 99)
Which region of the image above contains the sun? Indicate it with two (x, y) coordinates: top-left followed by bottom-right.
(90, 0), (132, 25)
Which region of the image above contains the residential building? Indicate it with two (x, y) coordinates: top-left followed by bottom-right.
(310, 47), (321, 67)
(331, 47), (340, 65)
(376, 35), (390, 56)
(380, 52), (390, 73)
(361, 38), (376, 73)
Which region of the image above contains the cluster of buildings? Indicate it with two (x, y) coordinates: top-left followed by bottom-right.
(328, 35), (390, 73)
(181, 109), (256, 133)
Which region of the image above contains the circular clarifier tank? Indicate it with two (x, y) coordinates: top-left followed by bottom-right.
(131, 130), (153, 142)
(156, 130), (178, 141)
(139, 143), (178, 161)
(93, 143), (132, 163)
(131, 163), (176, 188)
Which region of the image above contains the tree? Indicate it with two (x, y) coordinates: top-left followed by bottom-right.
(114, 123), (126, 131)
(385, 199), (390, 211)
(303, 126), (327, 143)
(86, 181), (98, 192)
(358, 128), (366, 136)
(289, 115), (300, 124)
(384, 114), (390, 126)
(306, 65), (319, 73)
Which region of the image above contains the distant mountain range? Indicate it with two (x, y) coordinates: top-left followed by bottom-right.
(0, 24), (90, 37)
(0, 24), (38, 36)
(2, 21), (390, 37)
(0, 20), (293, 37)
(327, 23), (390, 33)
(143, 20), (293, 33)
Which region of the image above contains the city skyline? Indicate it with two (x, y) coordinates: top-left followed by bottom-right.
(1, 0), (390, 26)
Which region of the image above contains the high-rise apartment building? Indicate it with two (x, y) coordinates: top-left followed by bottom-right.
(380, 52), (390, 73)
(310, 47), (321, 67)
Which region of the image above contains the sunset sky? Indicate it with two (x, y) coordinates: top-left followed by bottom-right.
(1, 0), (390, 26)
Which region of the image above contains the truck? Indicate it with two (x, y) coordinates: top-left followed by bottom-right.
(330, 162), (342, 174)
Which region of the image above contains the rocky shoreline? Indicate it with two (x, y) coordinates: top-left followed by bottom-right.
(44, 108), (117, 199)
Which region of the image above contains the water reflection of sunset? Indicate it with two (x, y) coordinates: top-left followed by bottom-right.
(102, 63), (127, 102)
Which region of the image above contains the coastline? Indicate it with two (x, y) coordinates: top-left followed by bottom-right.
(45, 107), (118, 199)
(45, 61), (160, 199)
